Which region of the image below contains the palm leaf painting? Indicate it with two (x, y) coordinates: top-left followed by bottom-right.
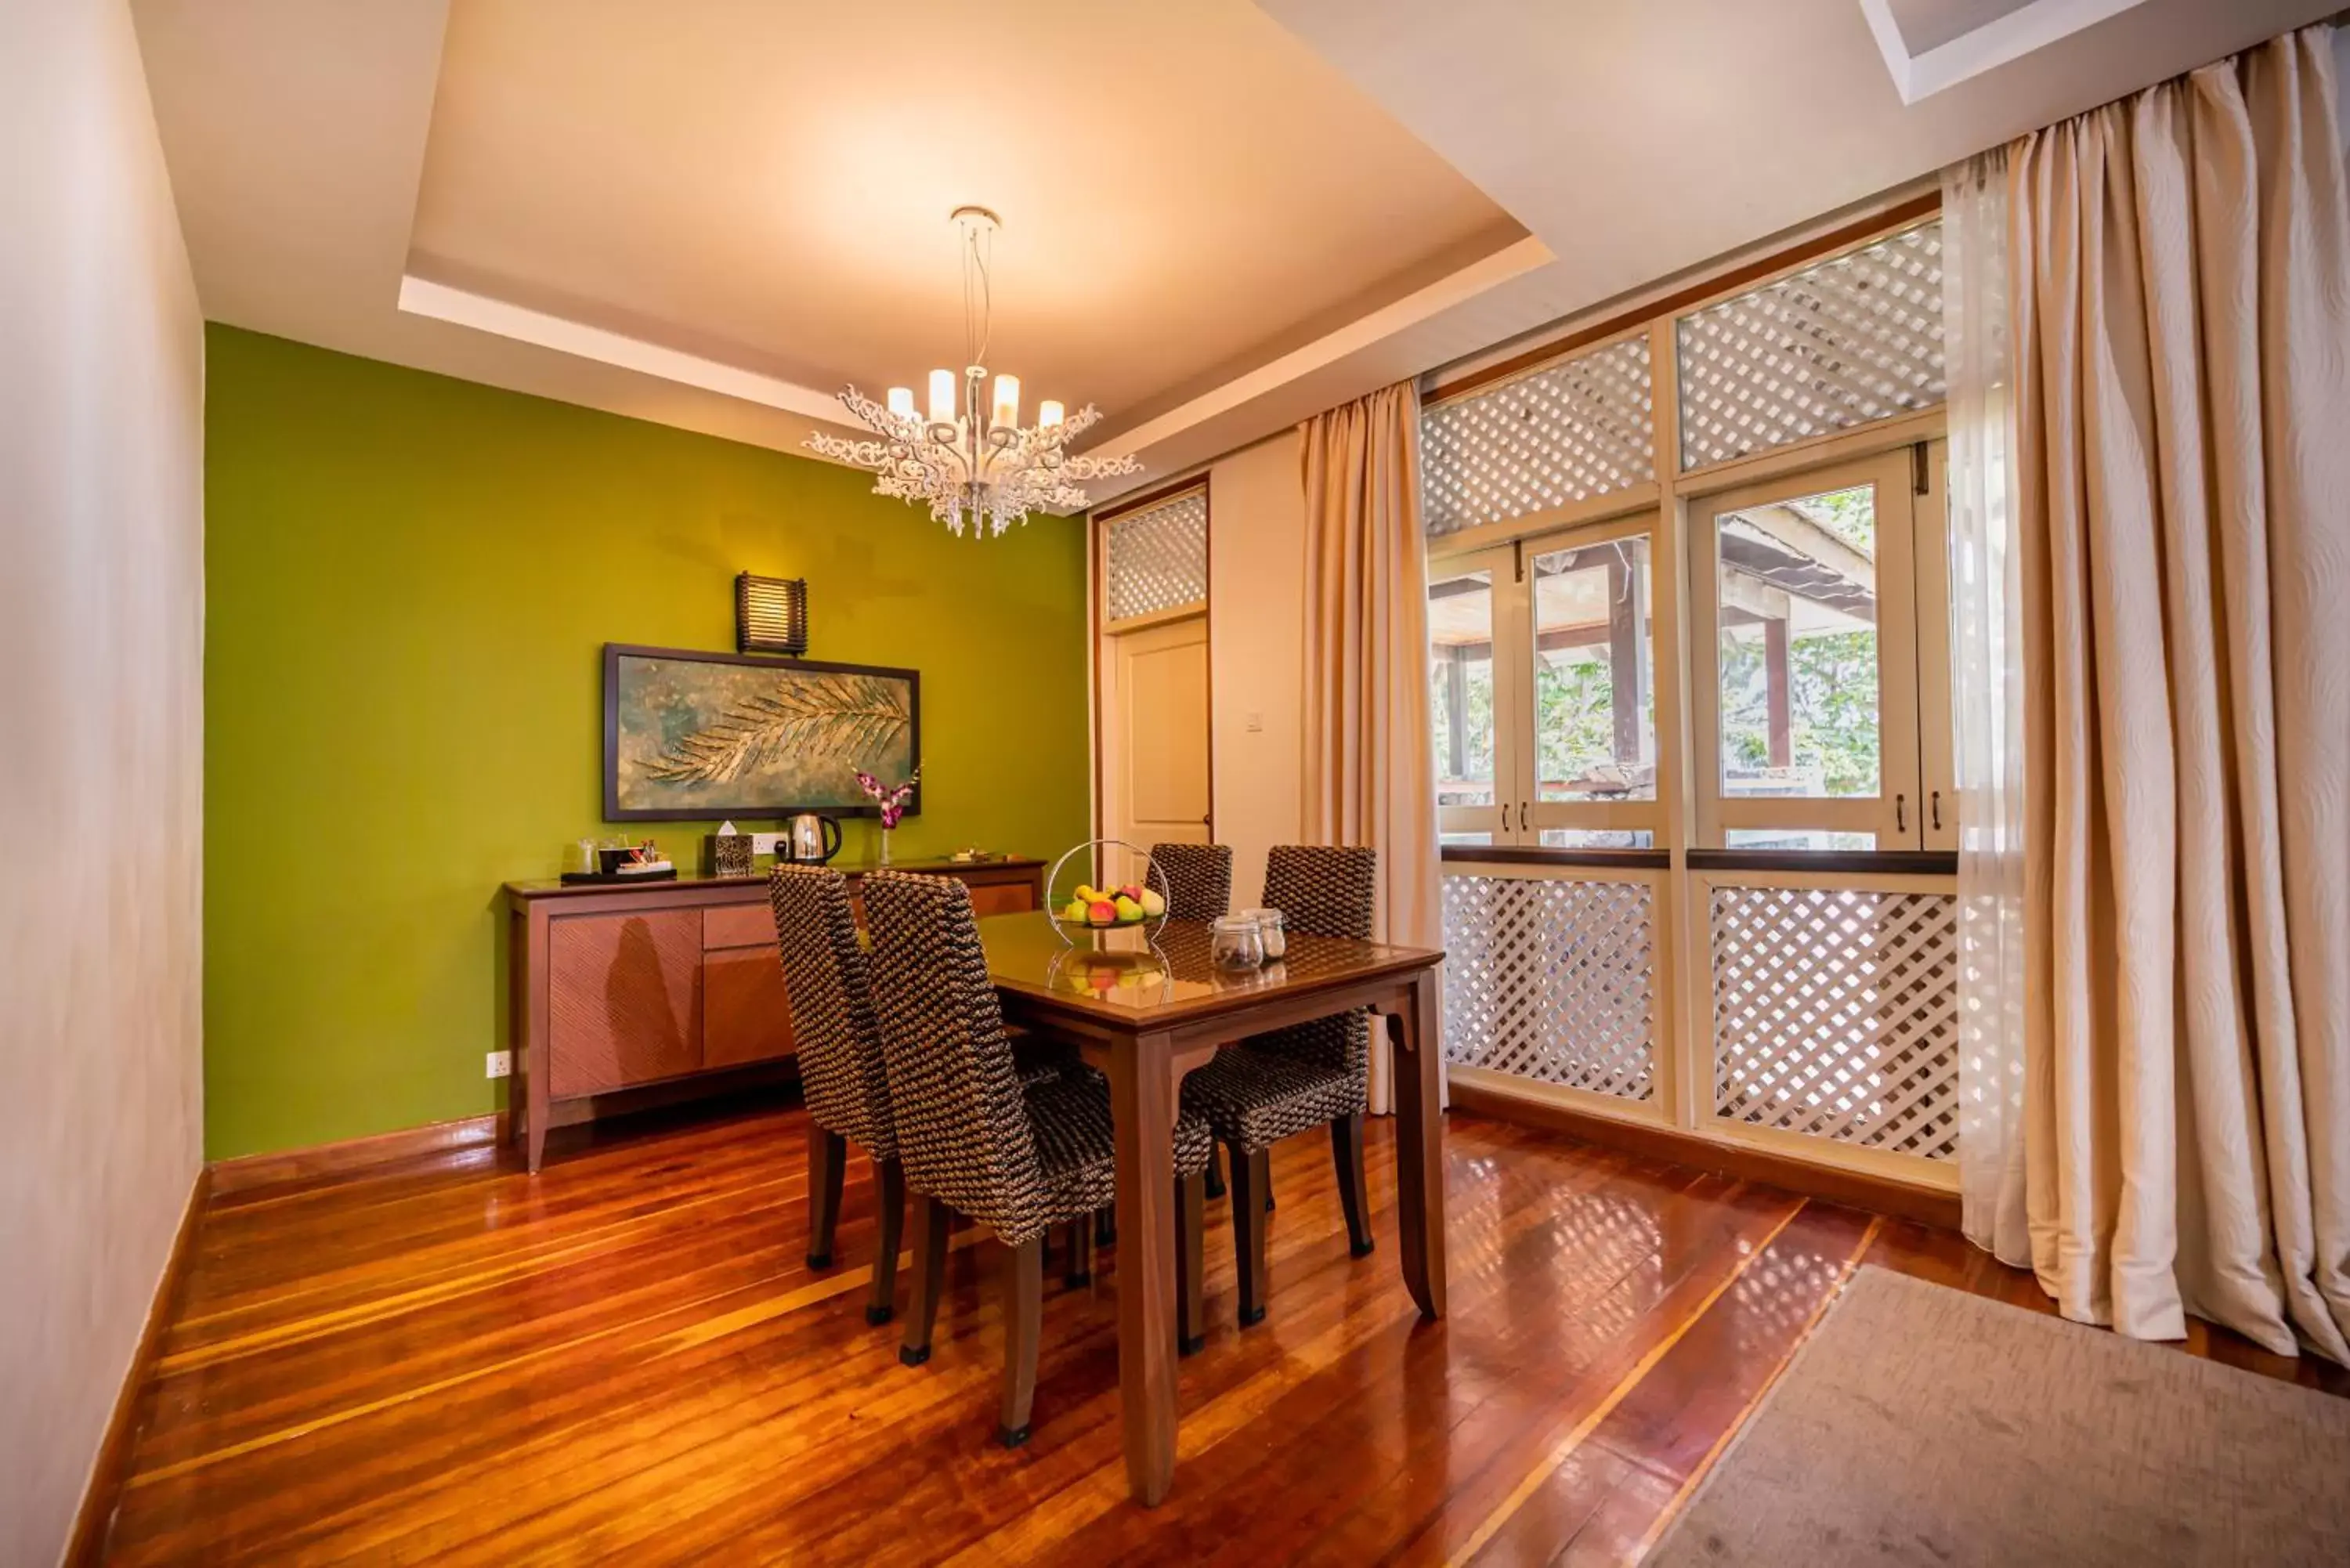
(647, 673), (910, 785)
(604, 646), (920, 821)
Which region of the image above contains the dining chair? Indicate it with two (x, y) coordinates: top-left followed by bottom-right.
(1180, 844), (1379, 1325)
(861, 870), (1217, 1447)
(1145, 841), (1233, 923)
(768, 864), (906, 1326)
(1145, 840), (1238, 1199)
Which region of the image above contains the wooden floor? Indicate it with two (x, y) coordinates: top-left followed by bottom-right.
(99, 1099), (2348, 1566)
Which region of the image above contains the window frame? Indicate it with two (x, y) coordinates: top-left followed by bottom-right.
(1427, 544), (1522, 845)
(1686, 446), (1924, 851)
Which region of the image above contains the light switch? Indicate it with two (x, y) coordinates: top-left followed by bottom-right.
(1246, 711), (1264, 733)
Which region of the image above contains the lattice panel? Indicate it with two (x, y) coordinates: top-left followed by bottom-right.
(1103, 488), (1207, 623)
(1423, 336), (1654, 537)
(1676, 221), (1946, 471)
(1441, 873), (1655, 1100)
(1709, 885), (1958, 1160)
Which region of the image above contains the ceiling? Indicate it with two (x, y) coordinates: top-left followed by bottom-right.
(134, 1), (2343, 510)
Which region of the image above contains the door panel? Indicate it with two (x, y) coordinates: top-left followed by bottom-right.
(703, 945), (795, 1070)
(548, 909), (703, 1097)
(1106, 615), (1210, 883)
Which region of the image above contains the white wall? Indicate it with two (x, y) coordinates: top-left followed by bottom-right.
(0, 2), (207, 1562)
(1208, 432), (1307, 909)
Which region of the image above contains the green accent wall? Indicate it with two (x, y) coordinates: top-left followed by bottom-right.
(203, 326), (1091, 1161)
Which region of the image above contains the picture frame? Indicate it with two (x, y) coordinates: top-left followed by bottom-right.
(601, 642), (922, 822)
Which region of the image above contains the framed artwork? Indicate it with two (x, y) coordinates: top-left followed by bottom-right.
(602, 643), (921, 822)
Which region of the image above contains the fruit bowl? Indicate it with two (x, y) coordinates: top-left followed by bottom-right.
(1043, 838), (1173, 945)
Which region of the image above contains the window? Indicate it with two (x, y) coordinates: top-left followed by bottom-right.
(1426, 517), (1664, 848)
(1690, 448), (1940, 848)
(1430, 558), (1511, 843)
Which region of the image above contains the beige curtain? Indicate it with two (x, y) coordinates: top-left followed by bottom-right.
(2011, 26), (2350, 1361)
(1299, 381), (1444, 1115)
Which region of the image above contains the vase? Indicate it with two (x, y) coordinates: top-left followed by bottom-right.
(878, 826), (893, 866)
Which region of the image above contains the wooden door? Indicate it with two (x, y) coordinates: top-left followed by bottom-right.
(1104, 615), (1210, 884)
(547, 909), (703, 1097)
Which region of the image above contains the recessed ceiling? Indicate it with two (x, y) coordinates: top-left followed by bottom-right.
(132, 0), (2344, 510)
(407, 0), (1524, 441)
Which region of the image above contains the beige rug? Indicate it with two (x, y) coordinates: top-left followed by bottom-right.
(1646, 1266), (2350, 1566)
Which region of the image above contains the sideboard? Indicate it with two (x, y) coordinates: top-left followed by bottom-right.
(504, 857), (1047, 1171)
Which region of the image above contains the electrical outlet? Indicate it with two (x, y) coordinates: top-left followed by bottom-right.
(750, 832), (786, 855)
(485, 1050), (512, 1079)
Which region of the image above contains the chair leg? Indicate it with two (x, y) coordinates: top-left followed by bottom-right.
(869, 1155), (908, 1324)
(1332, 1112), (1374, 1259)
(1094, 1205), (1116, 1248)
(1203, 1146), (1226, 1200)
(1227, 1142), (1269, 1327)
(1000, 1237), (1044, 1447)
(898, 1194), (950, 1367)
(1062, 1217), (1093, 1288)
(807, 1124), (846, 1270)
(1176, 1172), (1206, 1356)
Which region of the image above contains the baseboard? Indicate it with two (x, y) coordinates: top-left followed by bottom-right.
(208, 1111), (509, 1198)
(65, 1166), (210, 1567)
(1448, 1081), (1962, 1231)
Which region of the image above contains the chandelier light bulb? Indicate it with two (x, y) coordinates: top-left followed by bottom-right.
(808, 204), (1141, 537)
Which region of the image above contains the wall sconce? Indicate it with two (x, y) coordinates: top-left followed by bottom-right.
(736, 573), (808, 656)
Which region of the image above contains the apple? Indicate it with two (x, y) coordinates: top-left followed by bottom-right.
(1118, 883), (1144, 902)
(1087, 899), (1117, 927)
(1061, 898), (1090, 923)
(1138, 888), (1166, 919)
(1114, 894), (1144, 923)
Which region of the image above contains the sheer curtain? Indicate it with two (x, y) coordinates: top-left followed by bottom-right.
(1298, 381), (1445, 1114)
(1943, 149), (2032, 1268)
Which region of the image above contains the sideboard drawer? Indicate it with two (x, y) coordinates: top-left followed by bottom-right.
(703, 901), (778, 950)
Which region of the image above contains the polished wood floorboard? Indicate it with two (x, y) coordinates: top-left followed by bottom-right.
(99, 1100), (2348, 1565)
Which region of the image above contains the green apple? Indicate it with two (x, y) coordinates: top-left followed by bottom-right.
(1061, 898), (1090, 922)
(1113, 894), (1144, 923)
(1138, 888), (1166, 918)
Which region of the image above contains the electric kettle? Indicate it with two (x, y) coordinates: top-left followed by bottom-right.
(786, 813), (843, 865)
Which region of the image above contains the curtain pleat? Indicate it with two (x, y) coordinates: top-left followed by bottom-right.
(1298, 382), (1444, 1114)
(2008, 26), (2350, 1361)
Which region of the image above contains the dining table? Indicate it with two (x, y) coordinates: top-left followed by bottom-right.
(975, 910), (1448, 1507)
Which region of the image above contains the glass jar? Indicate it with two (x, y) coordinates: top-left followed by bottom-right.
(1242, 909), (1287, 960)
(1209, 914), (1266, 971)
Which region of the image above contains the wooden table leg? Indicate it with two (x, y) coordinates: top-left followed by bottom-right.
(1101, 1030), (1179, 1505)
(1390, 971), (1448, 1319)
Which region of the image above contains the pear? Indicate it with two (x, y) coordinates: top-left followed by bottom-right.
(1138, 888), (1166, 919)
(1114, 894), (1144, 923)
(1062, 898), (1090, 923)
(1073, 883), (1098, 905)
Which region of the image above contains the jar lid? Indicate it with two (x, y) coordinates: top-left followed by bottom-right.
(1209, 913), (1256, 932)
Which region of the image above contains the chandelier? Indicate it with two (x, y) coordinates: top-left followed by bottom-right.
(806, 205), (1140, 538)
